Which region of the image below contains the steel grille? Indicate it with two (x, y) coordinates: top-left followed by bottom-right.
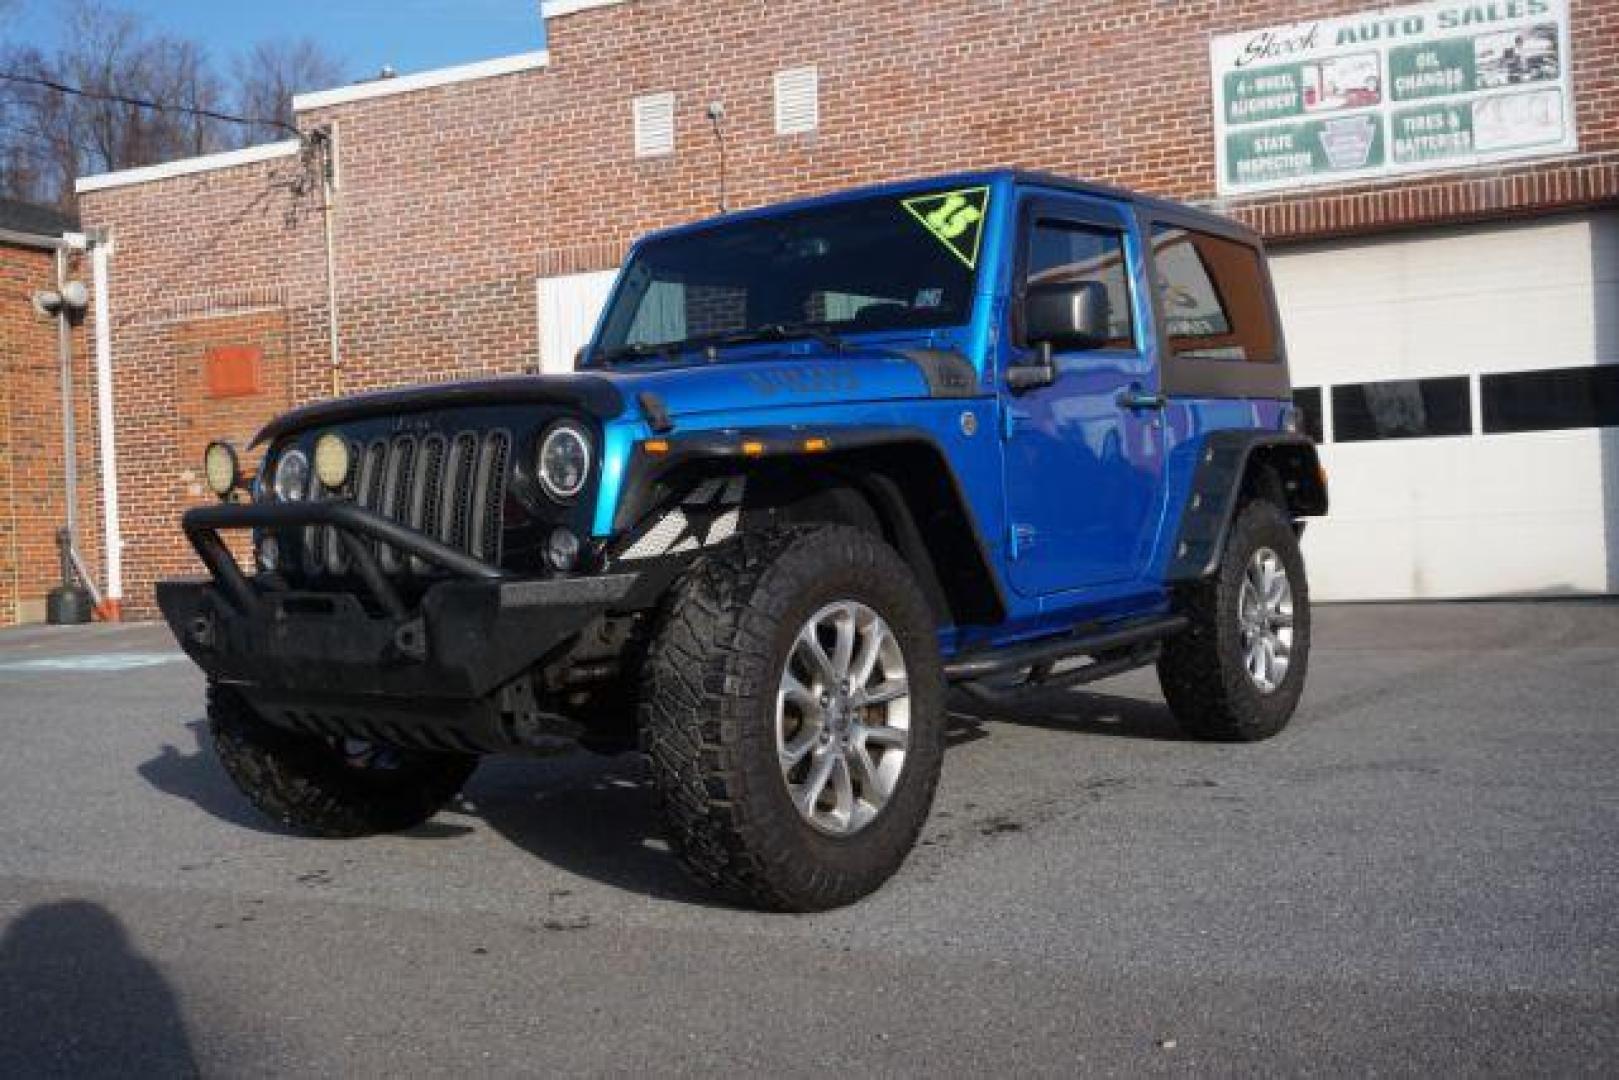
(301, 427), (511, 578)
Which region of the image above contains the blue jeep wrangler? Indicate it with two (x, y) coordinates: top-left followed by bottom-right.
(162, 171), (1326, 911)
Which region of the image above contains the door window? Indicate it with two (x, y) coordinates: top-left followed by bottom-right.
(1025, 220), (1136, 351)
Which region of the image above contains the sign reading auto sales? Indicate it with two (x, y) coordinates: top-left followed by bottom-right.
(1212, 0), (1576, 196)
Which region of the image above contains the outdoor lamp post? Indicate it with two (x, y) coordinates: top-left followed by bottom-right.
(32, 266), (95, 625)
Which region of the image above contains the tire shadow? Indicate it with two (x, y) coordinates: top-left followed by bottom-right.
(137, 719), (304, 836)
(461, 752), (729, 907)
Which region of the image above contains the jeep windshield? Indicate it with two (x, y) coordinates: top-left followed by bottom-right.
(591, 188), (985, 364)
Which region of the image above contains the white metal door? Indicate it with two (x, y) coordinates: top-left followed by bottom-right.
(1269, 212), (1618, 599)
(536, 269), (618, 374)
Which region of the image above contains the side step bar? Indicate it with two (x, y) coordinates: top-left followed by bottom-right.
(943, 614), (1188, 683)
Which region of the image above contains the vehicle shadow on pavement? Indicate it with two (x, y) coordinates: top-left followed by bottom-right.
(464, 753), (730, 907)
(134, 706), (1162, 906)
(137, 719), (304, 836)
(948, 687), (1189, 741)
(0, 900), (198, 1077)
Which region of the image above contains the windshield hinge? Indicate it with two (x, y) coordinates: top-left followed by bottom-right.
(1008, 523), (1037, 561)
(1000, 405), (1029, 442)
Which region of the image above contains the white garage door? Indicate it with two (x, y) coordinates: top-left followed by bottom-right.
(1269, 211), (1619, 600)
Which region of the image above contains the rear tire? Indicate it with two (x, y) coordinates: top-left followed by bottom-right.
(1158, 498), (1311, 742)
(209, 683), (478, 836)
(640, 525), (945, 911)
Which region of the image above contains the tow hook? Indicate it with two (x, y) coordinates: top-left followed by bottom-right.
(393, 617), (428, 662)
(188, 614), (215, 648)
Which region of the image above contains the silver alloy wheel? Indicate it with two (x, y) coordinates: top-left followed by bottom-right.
(776, 601), (911, 836)
(1238, 547), (1294, 693)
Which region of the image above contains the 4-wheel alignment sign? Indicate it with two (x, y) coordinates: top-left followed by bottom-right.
(902, 187), (990, 269)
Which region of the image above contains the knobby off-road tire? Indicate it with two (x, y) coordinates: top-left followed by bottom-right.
(1159, 498), (1311, 742)
(209, 683), (478, 837)
(641, 525), (945, 912)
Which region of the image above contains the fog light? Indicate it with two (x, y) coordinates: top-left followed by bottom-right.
(204, 441), (239, 499)
(257, 535), (280, 572)
(545, 527), (581, 572)
(314, 433), (351, 490)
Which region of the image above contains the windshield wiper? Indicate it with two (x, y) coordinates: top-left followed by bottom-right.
(597, 323), (848, 366)
(713, 323), (848, 353)
(592, 341), (685, 366)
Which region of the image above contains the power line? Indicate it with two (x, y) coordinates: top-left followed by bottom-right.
(0, 117), (103, 160)
(0, 69), (299, 136)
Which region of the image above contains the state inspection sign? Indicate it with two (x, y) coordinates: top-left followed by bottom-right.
(1211, 0), (1576, 197)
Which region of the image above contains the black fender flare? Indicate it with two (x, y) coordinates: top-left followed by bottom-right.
(609, 425), (1006, 626)
(1165, 430), (1328, 584)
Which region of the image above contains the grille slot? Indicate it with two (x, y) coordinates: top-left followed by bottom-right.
(297, 427), (511, 580)
(468, 430), (510, 565)
(408, 434), (447, 575)
(377, 435), (417, 574)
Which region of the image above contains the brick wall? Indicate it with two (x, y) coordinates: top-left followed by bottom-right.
(76, 0), (1619, 616)
(0, 240), (102, 625)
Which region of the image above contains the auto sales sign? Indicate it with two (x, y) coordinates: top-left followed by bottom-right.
(1212, 0), (1576, 196)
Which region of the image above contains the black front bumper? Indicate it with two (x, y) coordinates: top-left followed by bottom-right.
(159, 501), (639, 752)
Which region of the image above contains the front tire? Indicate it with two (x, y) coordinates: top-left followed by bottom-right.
(640, 526), (945, 911)
(1158, 498), (1311, 741)
(209, 684), (478, 837)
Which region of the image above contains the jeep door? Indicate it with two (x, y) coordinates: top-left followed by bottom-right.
(999, 194), (1167, 597)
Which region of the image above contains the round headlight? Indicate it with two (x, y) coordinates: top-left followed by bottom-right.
(203, 441), (239, 498)
(313, 433), (351, 490)
(273, 448), (310, 502)
(537, 422), (592, 501)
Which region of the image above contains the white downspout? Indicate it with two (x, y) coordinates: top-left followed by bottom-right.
(89, 231), (123, 619)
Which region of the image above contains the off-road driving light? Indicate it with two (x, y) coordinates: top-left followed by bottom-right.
(203, 441), (239, 499)
(537, 421), (591, 501)
(545, 527), (581, 573)
(313, 433), (351, 490)
(273, 448), (310, 502)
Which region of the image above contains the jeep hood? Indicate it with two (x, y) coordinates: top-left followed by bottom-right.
(255, 350), (980, 445)
(595, 349), (979, 421)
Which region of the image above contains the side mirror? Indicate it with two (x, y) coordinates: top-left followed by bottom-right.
(1026, 280), (1112, 352)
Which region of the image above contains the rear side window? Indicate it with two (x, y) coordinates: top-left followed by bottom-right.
(1151, 225), (1278, 363)
(1025, 220), (1136, 350)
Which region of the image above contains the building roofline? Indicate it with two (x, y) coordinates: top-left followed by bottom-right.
(75, 140), (302, 195)
(0, 195), (79, 238)
(541, 0), (631, 19)
(0, 226), (67, 251)
(292, 50), (549, 113)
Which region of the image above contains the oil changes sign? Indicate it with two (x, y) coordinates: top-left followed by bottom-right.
(1212, 0), (1575, 196)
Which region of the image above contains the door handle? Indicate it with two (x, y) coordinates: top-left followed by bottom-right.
(1116, 386), (1166, 411)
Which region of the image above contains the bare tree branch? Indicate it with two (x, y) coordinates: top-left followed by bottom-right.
(0, 0), (348, 208)
(233, 38), (345, 147)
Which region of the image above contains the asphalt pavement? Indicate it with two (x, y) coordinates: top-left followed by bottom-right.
(0, 602), (1615, 1076)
